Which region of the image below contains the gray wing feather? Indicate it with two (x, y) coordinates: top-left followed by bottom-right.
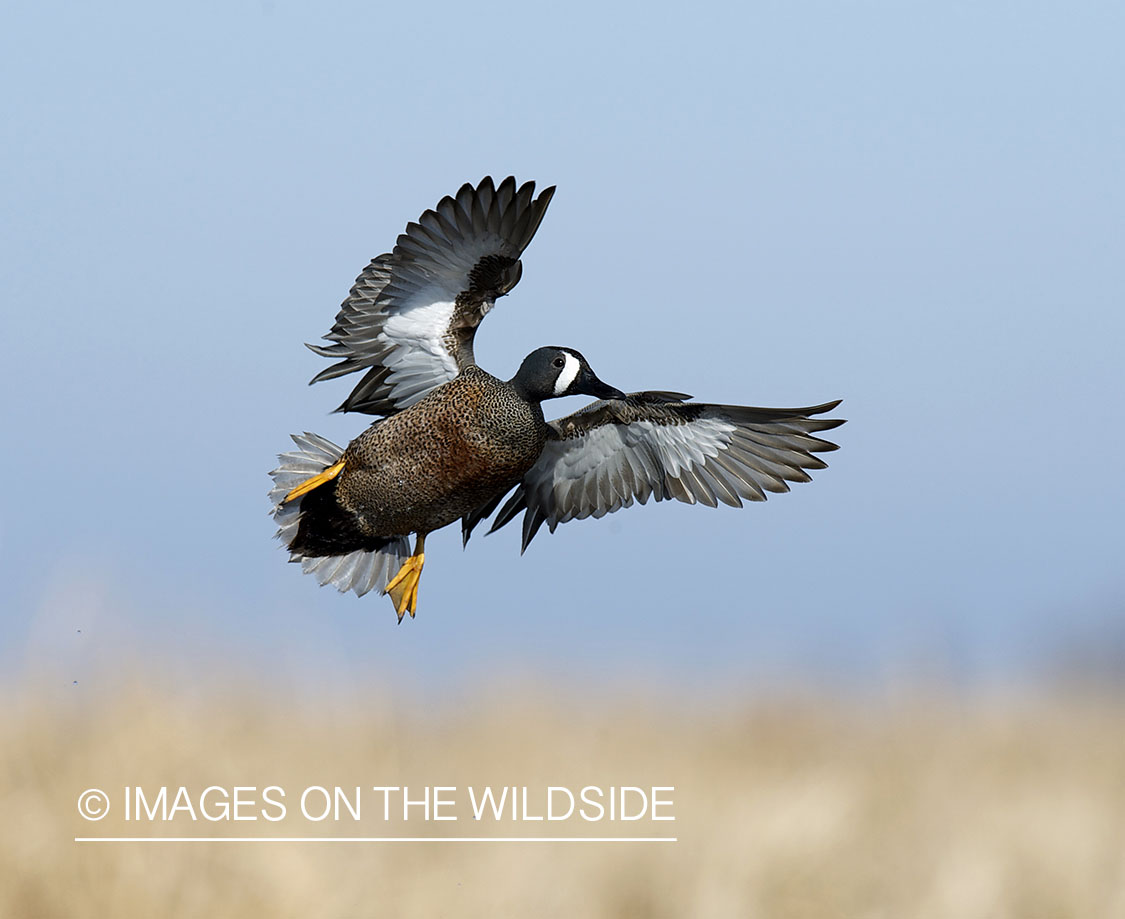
(490, 396), (844, 551)
(308, 177), (556, 416)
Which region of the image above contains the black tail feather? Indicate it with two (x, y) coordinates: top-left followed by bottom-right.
(289, 479), (392, 557)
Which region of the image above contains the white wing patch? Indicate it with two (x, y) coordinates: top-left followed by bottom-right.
(379, 299), (461, 408)
(381, 298), (458, 345)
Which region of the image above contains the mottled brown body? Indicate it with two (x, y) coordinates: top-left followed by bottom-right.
(335, 367), (548, 537)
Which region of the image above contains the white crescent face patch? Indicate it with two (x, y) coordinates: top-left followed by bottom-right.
(553, 351), (582, 396)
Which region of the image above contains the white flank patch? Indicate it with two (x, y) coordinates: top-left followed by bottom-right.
(553, 351), (582, 396)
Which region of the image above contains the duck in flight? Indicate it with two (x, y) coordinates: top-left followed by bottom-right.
(270, 177), (844, 621)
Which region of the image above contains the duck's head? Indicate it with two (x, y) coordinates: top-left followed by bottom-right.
(511, 346), (626, 403)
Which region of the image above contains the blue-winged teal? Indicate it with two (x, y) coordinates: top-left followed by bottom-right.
(270, 177), (844, 620)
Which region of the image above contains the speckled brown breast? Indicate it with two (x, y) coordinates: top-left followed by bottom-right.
(334, 367), (548, 537)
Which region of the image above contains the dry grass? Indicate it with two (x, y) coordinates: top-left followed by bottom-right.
(5, 677), (1125, 918)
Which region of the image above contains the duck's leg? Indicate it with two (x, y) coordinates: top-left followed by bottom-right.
(386, 533), (426, 622)
(283, 460), (345, 504)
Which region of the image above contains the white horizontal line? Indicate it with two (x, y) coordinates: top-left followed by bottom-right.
(75, 836), (677, 844)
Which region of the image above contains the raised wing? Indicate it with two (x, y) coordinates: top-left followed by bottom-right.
(308, 176), (556, 415)
(488, 395), (844, 551)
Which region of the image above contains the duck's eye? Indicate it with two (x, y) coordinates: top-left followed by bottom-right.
(553, 357), (566, 368)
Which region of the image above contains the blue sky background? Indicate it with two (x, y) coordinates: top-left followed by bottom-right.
(4, 1), (1123, 698)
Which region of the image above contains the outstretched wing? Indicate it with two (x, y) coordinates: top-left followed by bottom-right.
(308, 176), (556, 415)
(488, 395), (844, 551)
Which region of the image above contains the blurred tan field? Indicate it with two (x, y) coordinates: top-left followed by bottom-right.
(5, 678), (1125, 919)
